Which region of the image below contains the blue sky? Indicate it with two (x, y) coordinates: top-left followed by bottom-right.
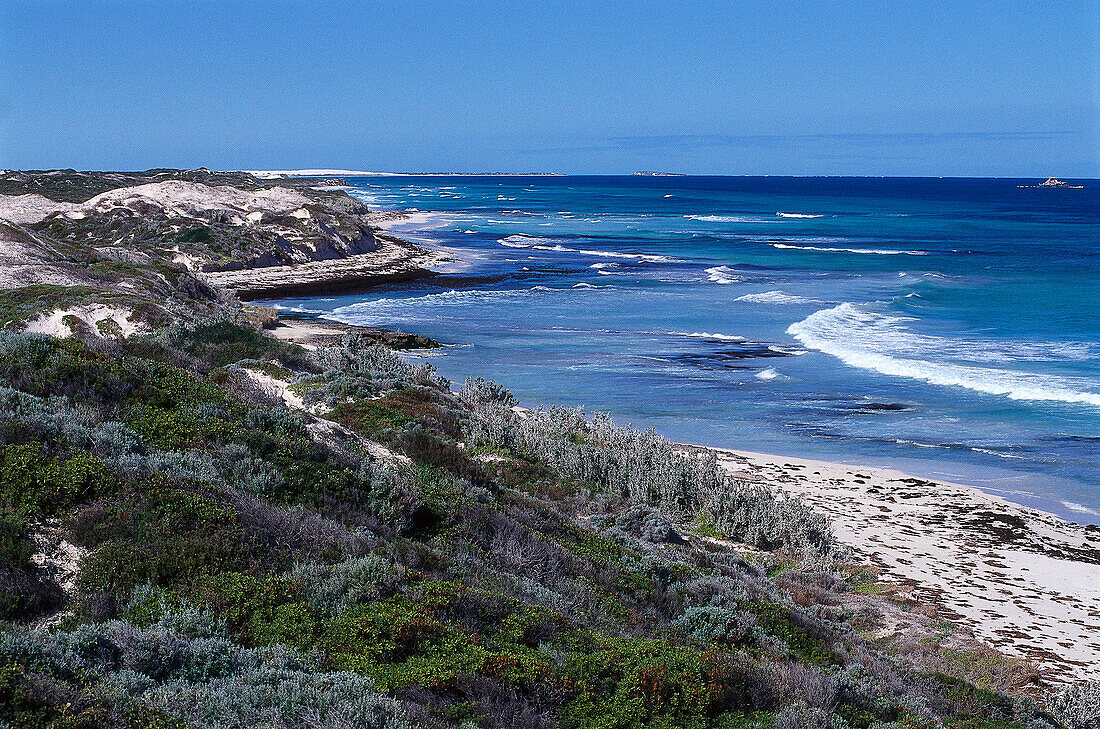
(1, 0), (1097, 175)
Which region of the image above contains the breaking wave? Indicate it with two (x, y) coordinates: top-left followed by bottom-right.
(788, 303), (1100, 408)
(776, 212), (825, 218)
(1061, 501), (1100, 517)
(771, 243), (929, 255)
(685, 214), (777, 223)
(705, 265), (740, 284)
(497, 235), (676, 262)
(671, 331), (747, 342)
(332, 285), (604, 317)
(735, 290), (819, 305)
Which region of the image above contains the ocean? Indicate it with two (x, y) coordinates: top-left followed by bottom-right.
(267, 175), (1100, 523)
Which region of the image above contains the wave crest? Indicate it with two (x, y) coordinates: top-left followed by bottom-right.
(671, 331), (747, 342)
(788, 303), (1100, 408)
(735, 290), (819, 305)
(705, 265), (740, 284)
(772, 243), (928, 255)
(497, 235), (676, 262)
(685, 214), (776, 223)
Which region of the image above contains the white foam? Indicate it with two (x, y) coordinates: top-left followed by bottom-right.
(270, 303), (325, 314)
(1061, 500), (1100, 516)
(686, 214), (776, 224)
(971, 447), (1026, 460)
(672, 331), (747, 341)
(776, 212), (825, 218)
(498, 235), (543, 248)
(772, 243), (928, 255)
(333, 284), (604, 318)
(734, 290), (818, 305)
(573, 247), (676, 262)
(755, 367), (787, 381)
(705, 265), (740, 284)
(788, 303), (1100, 408)
(497, 236), (676, 262)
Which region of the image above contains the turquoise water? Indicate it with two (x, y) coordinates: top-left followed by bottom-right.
(269, 176), (1100, 522)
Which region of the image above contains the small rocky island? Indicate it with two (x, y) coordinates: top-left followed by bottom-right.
(1018, 177), (1084, 189)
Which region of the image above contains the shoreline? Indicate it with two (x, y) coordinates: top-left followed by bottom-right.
(688, 443), (1100, 682)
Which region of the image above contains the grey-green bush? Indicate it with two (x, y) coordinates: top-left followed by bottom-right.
(462, 392), (837, 555)
(0, 605), (412, 729)
(1053, 681), (1100, 729)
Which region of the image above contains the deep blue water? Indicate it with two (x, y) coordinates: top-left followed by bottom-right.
(269, 176), (1100, 522)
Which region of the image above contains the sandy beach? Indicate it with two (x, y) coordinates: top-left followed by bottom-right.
(707, 447), (1100, 682)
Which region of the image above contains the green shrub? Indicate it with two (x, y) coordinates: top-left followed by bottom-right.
(742, 601), (835, 665)
(1052, 680), (1100, 729)
(289, 555), (398, 617)
(72, 483), (264, 592)
(196, 572), (318, 648)
(0, 444), (114, 516)
(159, 319), (302, 369)
(0, 615), (409, 729)
(561, 637), (764, 729)
(0, 507), (33, 569)
(330, 400), (409, 439)
(322, 593), (490, 692)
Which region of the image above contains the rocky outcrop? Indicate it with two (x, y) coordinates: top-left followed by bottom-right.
(203, 235), (441, 300)
(1018, 177), (1084, 189)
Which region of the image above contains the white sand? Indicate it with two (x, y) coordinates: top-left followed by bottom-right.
(0, 225), (93, 289)
(168, 245), (201, 271)
(242, 367), (408, 464)
(0, 193), (79, 225)
(23, 305), (145, 338)
(268, 319), (349, 350)
(30, 520), (87, 629)
(243, 368), (307, 411)
(711, 447), (1100, 682)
